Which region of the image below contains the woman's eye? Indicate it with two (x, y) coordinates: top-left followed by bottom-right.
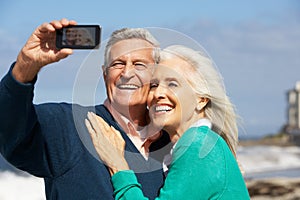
(168, 82), (178, 87)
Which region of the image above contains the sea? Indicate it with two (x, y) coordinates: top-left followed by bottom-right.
(238, 145), (300, 180)
(0, 145), (300, 200)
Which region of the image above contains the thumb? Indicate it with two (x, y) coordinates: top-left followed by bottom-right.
(56, 48), (73, 61)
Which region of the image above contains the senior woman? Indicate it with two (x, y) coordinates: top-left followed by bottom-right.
(86, 45), (250, 199)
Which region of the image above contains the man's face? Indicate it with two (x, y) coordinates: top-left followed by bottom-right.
(104, 39), (155, 111)
(65, 28), (77, 44)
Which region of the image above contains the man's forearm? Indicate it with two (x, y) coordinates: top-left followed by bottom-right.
(0, 63), (37, 157)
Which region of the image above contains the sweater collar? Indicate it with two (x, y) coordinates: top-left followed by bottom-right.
(190, 118), (212, 129)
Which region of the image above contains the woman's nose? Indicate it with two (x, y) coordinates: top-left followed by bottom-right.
(153, 85), (167, 99)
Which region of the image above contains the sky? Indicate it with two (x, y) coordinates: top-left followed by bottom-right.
(0, 0), (299, 139)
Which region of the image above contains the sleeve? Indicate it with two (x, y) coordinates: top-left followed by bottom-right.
(112, 170), (148, 200)
(111, 146), (205, 200)
(0, 63), (51, 177)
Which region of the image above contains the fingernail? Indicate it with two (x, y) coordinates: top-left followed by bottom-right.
(87, 112), (92, 118)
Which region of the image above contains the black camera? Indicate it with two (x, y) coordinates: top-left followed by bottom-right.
(56, 25), (101, 49)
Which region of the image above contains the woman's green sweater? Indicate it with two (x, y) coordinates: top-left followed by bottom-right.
(112, 126), (250, 200)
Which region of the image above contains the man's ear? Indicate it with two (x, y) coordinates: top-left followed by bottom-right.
(196, 97), (209, 112)
(102, 65), (107, 80)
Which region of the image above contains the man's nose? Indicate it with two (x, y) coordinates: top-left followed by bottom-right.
(121, 62), (135, 78)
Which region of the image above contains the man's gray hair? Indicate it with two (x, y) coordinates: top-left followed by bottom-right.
(104, 28), (160, 67)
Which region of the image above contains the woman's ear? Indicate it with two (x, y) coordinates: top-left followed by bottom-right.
(196, 97), (209, 112)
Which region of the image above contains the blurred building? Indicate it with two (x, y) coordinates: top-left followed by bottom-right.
(287, 82), (300, 130)
(286, 82), (300, 144)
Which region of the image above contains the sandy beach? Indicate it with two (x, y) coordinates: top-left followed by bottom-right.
(246, 177), (300, 200)
(239, 136), (300, 199)
(1, 170), (300, 200)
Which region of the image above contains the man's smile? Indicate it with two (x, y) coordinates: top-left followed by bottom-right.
(117, 84), (140, 90)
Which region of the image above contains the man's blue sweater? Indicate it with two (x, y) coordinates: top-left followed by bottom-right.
(0, 64), (170, 199)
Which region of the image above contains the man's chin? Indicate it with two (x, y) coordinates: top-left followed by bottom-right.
(112, 99), (147, 108)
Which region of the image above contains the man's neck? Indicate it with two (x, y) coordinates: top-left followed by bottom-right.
(103, 99), (149, 131)
(104, 99), (160, 159)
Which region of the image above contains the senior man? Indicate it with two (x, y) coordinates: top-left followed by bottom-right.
(0, 19), (170, 199)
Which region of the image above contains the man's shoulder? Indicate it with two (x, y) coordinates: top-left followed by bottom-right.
(34, 103), (107, 119)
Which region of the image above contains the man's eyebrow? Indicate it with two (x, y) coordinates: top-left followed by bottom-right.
(131, 58), (153, 63)
(108, 58), (125, 66)
(111, 56), (151, 62)
(150, 78), (158, 83)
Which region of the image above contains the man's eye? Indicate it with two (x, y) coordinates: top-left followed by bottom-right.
(134, 62), (147, 70)
(150, 83), (158, 88)
(111, 62), (125, 69)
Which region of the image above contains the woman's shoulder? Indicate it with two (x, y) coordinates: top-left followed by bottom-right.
(173, 126), (233, 161)
(177, 126), (223, 147)
(170, 126), (249, 199)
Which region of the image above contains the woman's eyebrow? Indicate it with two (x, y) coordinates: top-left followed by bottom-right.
(165, 77), (179, 82)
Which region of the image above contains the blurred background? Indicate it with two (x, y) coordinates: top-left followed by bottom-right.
(0, 0), (299, 199)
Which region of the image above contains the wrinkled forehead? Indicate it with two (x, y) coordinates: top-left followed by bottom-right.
(109, 39), (155, 61)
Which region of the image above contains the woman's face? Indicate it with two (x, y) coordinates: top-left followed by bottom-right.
(147, 56), (200, 135)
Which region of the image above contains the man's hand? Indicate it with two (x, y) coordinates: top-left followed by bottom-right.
(12, 18), (77, 83)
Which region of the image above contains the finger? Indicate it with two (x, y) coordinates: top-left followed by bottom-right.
(87, 112), (100, 133)
(108, 125), (125, 151)
(60, 18), (70, 26)
(85, 118), (95, 135)
(88, 113), (122, 150)
(97, 115), (113, 135)
(56, 49), (73, 59)
(98, 119), (120, 147)
(60, 18), (77, 26)
(49, 20), (63, 30)
(86, 118), (107, 159)
(85, 118), (103, 145)
(92, 114), (122, 148)
(88, 112), (106, 135)
(88, 113), (109, 143)
(90, 113), (111, 137)
(85, 118), (100, 146)
(69, 20), (77, 26)
(38, 22), (56, 33)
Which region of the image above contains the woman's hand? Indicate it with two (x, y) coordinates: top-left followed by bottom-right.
(85, 112), (129, 175)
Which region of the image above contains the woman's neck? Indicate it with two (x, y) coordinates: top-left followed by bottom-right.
(165, 116), (208, 144)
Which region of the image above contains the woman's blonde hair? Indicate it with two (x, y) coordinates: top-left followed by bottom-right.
(161, 45), (239, 156)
